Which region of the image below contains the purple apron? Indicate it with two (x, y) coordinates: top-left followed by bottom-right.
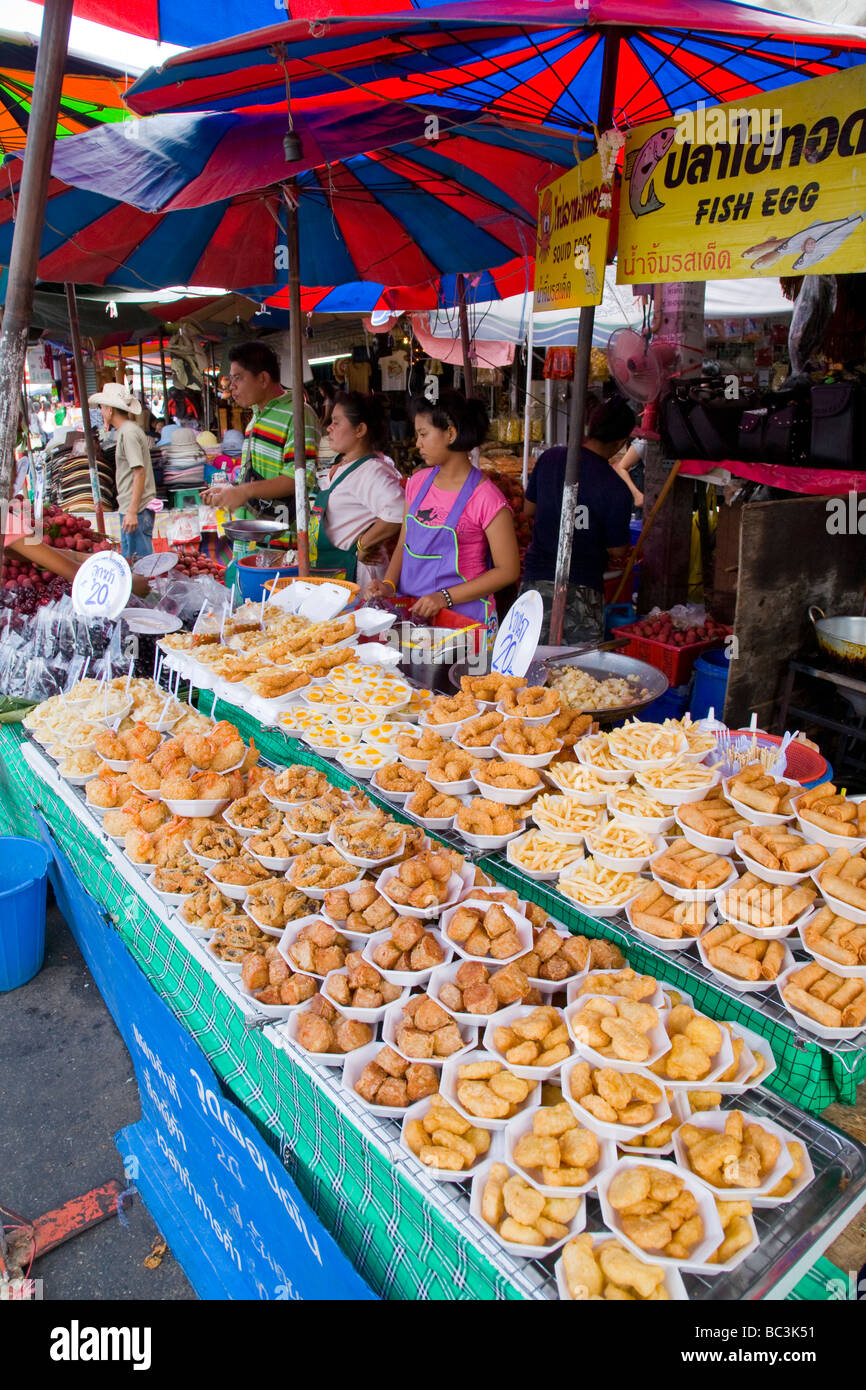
(400, 466), (493, 631)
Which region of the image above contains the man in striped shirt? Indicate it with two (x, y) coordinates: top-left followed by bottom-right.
(201, 341), (319, 542)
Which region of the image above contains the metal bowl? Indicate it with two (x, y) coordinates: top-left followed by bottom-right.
(221, 519), (291, 543)
(544, 650), (668, 722)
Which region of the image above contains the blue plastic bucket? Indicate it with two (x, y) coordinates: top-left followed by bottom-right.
(236, 555), (300, 603)
(640, 685), (690, 723)
(604, 603), (636, 641)
(0, 837), (51, 991)
(689, 649), (731, 721)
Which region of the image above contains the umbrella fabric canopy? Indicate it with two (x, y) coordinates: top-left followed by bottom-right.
(125, 0), (866, 127)
(20, 120), (574, 287)
(289, 259), (535, 313)
(0, 28), (132, 154)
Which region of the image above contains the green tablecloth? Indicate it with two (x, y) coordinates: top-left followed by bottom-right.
(0, 717), (857, 1302)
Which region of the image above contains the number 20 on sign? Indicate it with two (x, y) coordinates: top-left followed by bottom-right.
(71, 550), (132, 621)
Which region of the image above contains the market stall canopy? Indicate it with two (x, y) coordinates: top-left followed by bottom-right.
(123, 0), (866, 124)
(36, 0), (866, 50)
(288, 261), (537, 314)
(424, 270), (794, 348)
(0, 27), (133, 154)
(4, 119), (575, 289)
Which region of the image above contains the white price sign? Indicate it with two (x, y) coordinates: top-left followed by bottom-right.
(491, 589), (543, 677)
(71, 551), (133, 621)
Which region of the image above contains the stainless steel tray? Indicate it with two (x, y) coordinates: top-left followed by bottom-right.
(545, 649), (668, 721)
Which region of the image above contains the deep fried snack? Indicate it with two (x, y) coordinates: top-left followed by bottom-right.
(481, 1166), (578, 1246)
(286, 919), (350, 976)
(404, 1096), (490, 1171)
(456, 797), (524, 838)
(500, 685), (560, 718)
(568, 1063), (663, 1128)
(679, 1112), (785, 1190)
(460, 673), (525, 702)
(458, 712), (505, 748)
(473, 759), (542, 792)
(491, 1006), (571, 1069)
(561, 1233), (668, 1300)
(497, 718), (560, 756)
(354, 1046), (439, 1108)
(608, 1164), (704, 1257)
(370, 918), (445, 974)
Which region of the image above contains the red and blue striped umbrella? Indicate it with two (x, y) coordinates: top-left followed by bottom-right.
(1, 118), (568, 290)
(124, 0), (866, 131)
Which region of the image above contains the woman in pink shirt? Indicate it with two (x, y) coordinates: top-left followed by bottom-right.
(366, 390), (519, 635)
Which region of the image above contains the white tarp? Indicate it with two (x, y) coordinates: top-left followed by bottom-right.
(426, 270), (792, 348)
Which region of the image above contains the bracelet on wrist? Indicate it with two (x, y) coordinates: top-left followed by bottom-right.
(382, 578), (396, 593)
(440, 588), (453, 609)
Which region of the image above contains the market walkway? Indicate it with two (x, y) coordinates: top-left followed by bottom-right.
(0, 894), (194, 1301)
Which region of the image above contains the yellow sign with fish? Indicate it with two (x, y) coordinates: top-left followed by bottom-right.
(534, 153), (610, 310)
(617, 64), (866, 283)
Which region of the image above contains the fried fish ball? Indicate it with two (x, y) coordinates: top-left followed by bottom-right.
(481, 1163), (509, 1225)
(457, 1081), (511, 1119)
(621, 1214), (673, 1252)
(598, 1243), (665, 1299)
(502, 1176), (546, 1226)
(562, 1234), (604, 1300)
(608, 1167), (652, 1211)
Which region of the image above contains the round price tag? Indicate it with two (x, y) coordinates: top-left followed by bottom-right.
(71, 551), (133, 621)
(491, 589), (543, 677)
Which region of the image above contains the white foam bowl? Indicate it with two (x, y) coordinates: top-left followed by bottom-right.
(811, 867), (866, 925)
(796, 920), (866, 980)
(635, 770), (722, 806)
(327, 825), (405, 869)
(617, 1091), (687, 1157)
(673, 1109), (794, 1201)
(723, 777), (798, 828)
(481, 1002), (573, 1080)
(276, 914), (350, 978)
(585, 830), (666, 873)
(469, 1159), (586, 1259)
(732, 830), (815, 887)
(607, 734), (688, 773)
(650, 1021), (736, 1092)
(235, 977), (313, 1019)
(129, 778), (163, 801)
(284, 823), (330, 845)
(554, 1231), (689, 1300)
(336, 752), (398, 782)
(459, 823), (527, 852)
(546, 771), (610, 806)
(398, 1097), (490, 1183)
(495, 700), (556, 729)
(576, 739), (632, 784)
(566, 970), (668, 1011)
(775, 962), (866, 1040)
(404, 803), (459, 832)
(609, 800), (676, 835)
(205, 942), (243, 975)
(674, 807), (737, 854)
(454, 733), (501, 762)
(375, 866), (466, 920)
(153, 886), (197, 908)
(597, 1155), (723, 1269)
(288, 866), (367, 902)
(697, 929), (795, 994)
(220, 809), (261, 837)
(565, 996), (671, 1070)
(247, 846), (300, 873)
(713, 886), (814, 940)
(427, 961), (512, 1026)
(381, 999), (477, 1067)
(418, 709), (479, 740)
(395, 749), (434, 773)
(532, 804), (607, 847)
(676, 1213), (759, 1275)
(438, 1048), (540, 1133)
(468, 769), (543, 806)
(321, 968), (409, 1024)
(560, 1057), (672, 1142)
(360, 926), (452, 988)
(650, 847), (738, 903)
(505, 833), (585, 883)
(205, 868), (268, 902)
(555, 874), (643, 918)
(491, 734), (561, 769)
(503, 1108), (617, 1199)
(426, 772), (478, 797)
(341, 1040), (428, 1119)
(794, 800), (866, 852)
(708, 1022), (778, 1095)
(440, 898), (534, 967)
(625, 898), (708, 954)
(369, 770), (419, 805)
(281, 1008), (371, 1067)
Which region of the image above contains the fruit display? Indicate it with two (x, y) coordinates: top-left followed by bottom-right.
(172, 542), (226, 581)
(3, 506), (113, 615)
(483, 467), (532, 564)
(626, 610), (729, 649)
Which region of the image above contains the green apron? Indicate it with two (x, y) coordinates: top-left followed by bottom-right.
(309, 453), (373, 582)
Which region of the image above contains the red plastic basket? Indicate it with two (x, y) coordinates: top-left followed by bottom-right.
(615, 622), (730, 686)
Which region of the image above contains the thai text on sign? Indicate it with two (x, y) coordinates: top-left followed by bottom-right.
(535, 154), (610, 310)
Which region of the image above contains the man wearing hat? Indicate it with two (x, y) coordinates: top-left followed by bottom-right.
(89, 382), (156, 559)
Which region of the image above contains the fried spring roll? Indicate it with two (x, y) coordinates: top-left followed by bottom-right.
(821, 874), (866, 912)
(760, 939), (786, 980)
(709, 945), (762, 981)
(841, 993), (866, 1029)
(781, 842), (827, 873)
(800, 808), (856, 836)
(783, 985), (842, 1028)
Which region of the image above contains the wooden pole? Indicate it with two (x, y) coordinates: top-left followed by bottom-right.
(64, 283), (105, 534)
(456, 273), (475, 398)
(158, 333), (169, 414)
(0, 0), (74, 524)
(610, 457), (684, 605)
(521, 298), (535, 492)
(138, 340), (145, 404)
(286, 185), (309, 575)
(549, 27), (621, 646)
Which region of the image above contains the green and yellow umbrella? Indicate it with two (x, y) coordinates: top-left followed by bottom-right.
(0, 29), (133, 155)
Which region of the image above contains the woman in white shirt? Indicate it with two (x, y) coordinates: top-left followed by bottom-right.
(310, 392), (405, 586)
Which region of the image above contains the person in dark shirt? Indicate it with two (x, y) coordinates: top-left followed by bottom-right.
(521, 394), (636, 645)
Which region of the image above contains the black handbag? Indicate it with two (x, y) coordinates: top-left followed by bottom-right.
(810, 382), (864, 470)
(660, 390), (701, 458)
(765, 393), (810, 467)
(687, 390), (755, 461)
(737, 408), (766, 461)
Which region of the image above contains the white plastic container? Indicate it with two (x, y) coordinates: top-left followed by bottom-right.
(674, 806), (737, 855)
(205, 868), (266, 903)
(439, 1048), (541, 1132)
(427, 961), (511, 1027)
(609, 796), (676, 835)
(505, 832), (585, 883)
(469, 1159), (586, 1259)
(597, 1156), (723, 1269)
(811, 865), (866, 925)
(796, 919), (866, 980)
(427, 771), (478, 798)
(585, 827), (665, 873)
(360, 926), (453, 988)
(277, 914), (350, 979)
(732, 829), (814, 887)
(439, 897), (533, 968)
(321, 968), (409, 1024)
(327, 824), (405, 869)
(566, 969), (668, 1011)
(672, 1109), (794, 1201)
(575, 737), (632, 784)
(503, 1108), (617, 1199)
(468, 767), (543, 806)
(649, 846), (738, 903)
(490, 734), (562, 769)
(398, 1097), (490, 1183)
(494, 701), (556, 729)
(624, 898), (707, 954)
(713, 883), (813, 939)
(723, 776), (798, 828)
(289, 866), (367, 902)
(697, 928), (795, 994)
(375, 866), (466, 920)
(280, 1008), (373, 1067)
(554, 1231), (689, 1300)
(565, 995), (671, 1070)
(341, 1040), (422, 1119)
(559, 1056), (672, 1143)
(481, 1003), (572, 1081)
(635, 769), (722, 807)
(220, 808), (260, 838)
(380, 998), (477, 1067)
(709, 1021), (778, 1095)
(454, 733), (501, 762)
(775, 962), (866, 1040)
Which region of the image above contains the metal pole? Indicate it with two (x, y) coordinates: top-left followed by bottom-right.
(158, 333), (169, 414)
(521, 298), (535, 492)
(0, 0), (74, 524)
(456, 273), (475, 398)
(138, 340), (145, 405)
(286, 185), (309, 575)
(548, 28), (621, 646)
(64, 283), (105, 534)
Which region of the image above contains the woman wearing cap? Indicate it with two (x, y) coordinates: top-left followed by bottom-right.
(365, 390), (519, 636)
(89, 382), (156, 559)
(311, 392), (405, 586)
